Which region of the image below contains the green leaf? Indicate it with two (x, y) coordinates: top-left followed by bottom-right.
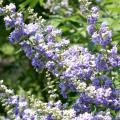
(29, 0), (39, 8)
(0, 44), (14, 55)
(39, 0), (44, 6)
(19, 0), (31, 10)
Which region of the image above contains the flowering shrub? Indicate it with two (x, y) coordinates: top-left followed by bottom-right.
(0, 0), (120, 120)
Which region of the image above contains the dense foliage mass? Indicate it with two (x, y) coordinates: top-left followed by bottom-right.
(0, 0), (120, 120)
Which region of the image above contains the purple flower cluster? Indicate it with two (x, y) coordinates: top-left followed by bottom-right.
(0, 3), (120, 120)
(7, 96), (37, 120)
(59, 82), (76, 98)
(2, 3), (70, 75)
(74, 93), (92, 115)
(92, 75), (112, 88)
(60, 45), (95, 80)
(108, 45), (120, 67)
(74, 87), (120, 114)
(87, 7), (113, 48)
(87, 7), (98, 35)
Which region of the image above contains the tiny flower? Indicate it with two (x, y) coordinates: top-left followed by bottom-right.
(4, 16), (14, 28)
(46, 25), (53, 33)
(92, 32), (102, 44)
(87, 15), (97, 24)
(24, 23), (38, 35)
(87, 24), (95, 35)
(9, 28), (24, 43)
(91, 6), (99, 14)
(35, 34), (44, 41)
(5, 3), (16, 12)
(0, 7), (3, 13)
